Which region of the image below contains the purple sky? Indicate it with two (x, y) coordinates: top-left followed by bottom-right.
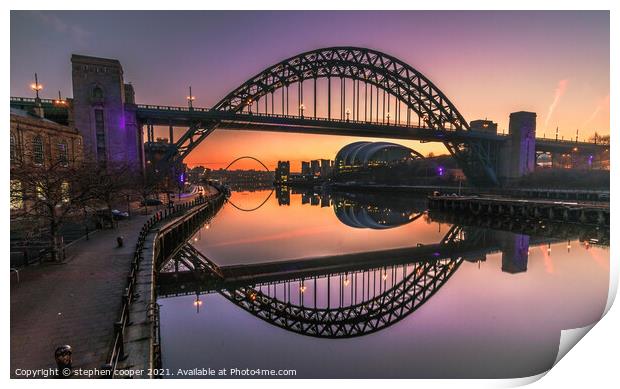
(11, 11), (610, 169)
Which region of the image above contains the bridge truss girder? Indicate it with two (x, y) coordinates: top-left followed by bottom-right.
(164, 47), (500, 186)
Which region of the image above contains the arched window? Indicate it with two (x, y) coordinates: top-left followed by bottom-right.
(10, 133), (17, 162)
(92, 86), (104, 100)
(32, 136), (44, 165)
(58, 140), (68, 166)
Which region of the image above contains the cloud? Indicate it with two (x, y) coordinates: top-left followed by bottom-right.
(543, 79), (569, 130)
(34, 12), (90, 47)
(582, 95), (610, 129)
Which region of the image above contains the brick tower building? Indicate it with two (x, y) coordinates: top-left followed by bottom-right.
(71, 54), (143, 169)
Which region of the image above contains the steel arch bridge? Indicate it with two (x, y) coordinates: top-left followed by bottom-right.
(219, 258), (462, 338)
(159, 225), (475, 338)
(220, 156), (274, 212)
(148, 47), (499, 186)
(223, 155), (271, 172)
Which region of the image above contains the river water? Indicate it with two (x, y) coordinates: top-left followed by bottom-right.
(157, 189), (609, 379)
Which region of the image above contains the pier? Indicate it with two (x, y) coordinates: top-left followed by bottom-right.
(427, 195), (609, 226)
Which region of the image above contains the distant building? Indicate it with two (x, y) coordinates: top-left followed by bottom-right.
(187, 166), (207, 184)
(301, 161), (311, 176)
(144, 138), (187, 186)
(335, 141), (421, 173)
(310, 160), (320, 176)
(320, 159), (333, 177)
(470, 119), (498, 134)
(275, 161), (290, 183)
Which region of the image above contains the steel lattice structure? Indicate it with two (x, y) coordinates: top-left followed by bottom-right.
(209, 225), (468, 338)
(218, 258), (462, 338)
(170, 47), (499, 185)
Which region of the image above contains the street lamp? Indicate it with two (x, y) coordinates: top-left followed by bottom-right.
(346, 109), (350, 122)
(186, 86), (195, 110)
(193, 293), (203, 313)
(247, 98), (253, 113)
(299, 104), (305, 117)
(30, 73), (43, 99)
(54, 91), (67, 106)
(386, 112), (391, 125)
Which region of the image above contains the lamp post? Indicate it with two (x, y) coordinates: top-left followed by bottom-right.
(299, 104), (305, 118)
(186, 86), (195, 110)
(30, 73), (43, 99)
(386, 112), (391, 125)
(54, 90), (67, 106)
(346, 109), (350, 122)
(193, 293), (203, 313)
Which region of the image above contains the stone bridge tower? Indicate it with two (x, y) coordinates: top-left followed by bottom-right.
(71, 54), (143, 169)
(498, 111), (536, 183)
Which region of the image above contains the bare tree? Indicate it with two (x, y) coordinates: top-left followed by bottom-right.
(11, 159), (93, 262)
(84, 161), (135, 228)
(589, 132), (610, 145)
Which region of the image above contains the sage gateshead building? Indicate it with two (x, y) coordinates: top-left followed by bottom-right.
(334, 141), (423, 173)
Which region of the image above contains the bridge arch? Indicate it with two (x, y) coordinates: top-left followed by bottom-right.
(223, 155), (271, 172)
(213, 47), (468, 131)
(221, 156), (274, 212)
(171, 47), (499, 186)
(219, 258), (462, 338)
(217, 225), (468, 338)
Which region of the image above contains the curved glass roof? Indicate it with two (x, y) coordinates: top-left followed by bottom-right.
(335, 141), (422, 167)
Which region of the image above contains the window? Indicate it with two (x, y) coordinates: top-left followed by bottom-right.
(10, 133), (17, 162)
(36, 183), (46, 200)
(58, 140), (68, 166)
(94, 109), (106, 162)
(61, 181), (70, 203)
(92, 86), (104, 100)
(10, 180), (23, 210)
(32, 136), (44, 165)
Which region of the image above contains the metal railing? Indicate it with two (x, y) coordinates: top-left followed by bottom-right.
(103, 193), (221, 378)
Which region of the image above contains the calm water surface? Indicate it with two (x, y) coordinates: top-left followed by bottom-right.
(158, 189), (609, 378)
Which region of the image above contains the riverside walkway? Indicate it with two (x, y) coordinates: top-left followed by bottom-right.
(10, 186), (217, 378)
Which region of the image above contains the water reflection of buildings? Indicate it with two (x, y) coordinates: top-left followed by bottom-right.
(334, 196), (424, 229)
(159, 190), (608, 339)
(207, 169), (274, 191)
(273, 188), (608, 275)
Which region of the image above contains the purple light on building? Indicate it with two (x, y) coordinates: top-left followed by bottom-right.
(437, 166), (444, 176)
(179, 173), (185, 183)
(588, 155), (594, 165)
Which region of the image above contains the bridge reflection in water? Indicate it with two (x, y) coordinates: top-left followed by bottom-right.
(157, 190), (608, 339)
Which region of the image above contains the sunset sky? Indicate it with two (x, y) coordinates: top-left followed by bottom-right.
(11, 11), (610, 170)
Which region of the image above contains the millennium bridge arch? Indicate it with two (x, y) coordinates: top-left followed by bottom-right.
(167, 47), (499, 186)
(220, 156), (274, 212)
(223, 155), (271, 172)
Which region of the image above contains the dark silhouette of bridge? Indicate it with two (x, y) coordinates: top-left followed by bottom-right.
(10, 47), (608, 187)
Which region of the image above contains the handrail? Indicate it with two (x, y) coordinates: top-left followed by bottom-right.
(134, 104), (608, 144)
(103, 191), (222, 378)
